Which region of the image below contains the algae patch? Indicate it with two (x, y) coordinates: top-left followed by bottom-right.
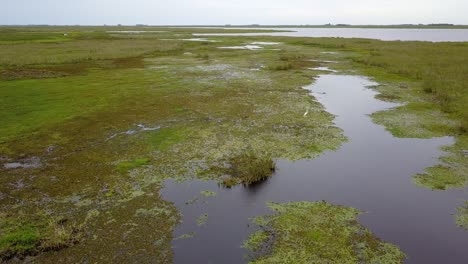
(175, 232), (195, 240)
(196, 214), (209, 227)
(244, 201), (406, 263)
(200, 190), (217, 197)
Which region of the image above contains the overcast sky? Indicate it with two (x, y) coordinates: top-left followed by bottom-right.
(1, 0), (467, 25)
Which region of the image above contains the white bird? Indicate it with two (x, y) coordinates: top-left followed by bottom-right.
(303, 107), (309, 117)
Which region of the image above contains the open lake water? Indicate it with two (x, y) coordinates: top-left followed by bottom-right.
(195, 27), (468, 42)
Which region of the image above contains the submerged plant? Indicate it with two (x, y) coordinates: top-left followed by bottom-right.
(196, 214), (209, 227)
(175, 232), (195, 240)
(200, 190), (217, 197)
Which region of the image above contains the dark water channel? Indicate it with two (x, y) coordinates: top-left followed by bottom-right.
(161, 74), (467, 264)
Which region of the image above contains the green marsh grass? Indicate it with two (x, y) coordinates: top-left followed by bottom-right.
(245, 202), (406, 263)
(220, 151), (276, 187)
(0, 213), (81, 260)
(0, 27), (346, 261)
(2, 26), (466, 261)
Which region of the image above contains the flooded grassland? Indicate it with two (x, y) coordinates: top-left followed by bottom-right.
(0, 27), (467, 263)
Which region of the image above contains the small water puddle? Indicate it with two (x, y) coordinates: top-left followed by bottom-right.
(162, 74), (467, 264)
(218, 45), (264, 50)
(250, 42), (282, 45)
(105, 124), (160, 142)
(308, 59), (338, 63)
(3, 156), (42, 169)
(107, 31), (167, 33)
(308, 66), (338, 73)
(181, 38), (221, 43)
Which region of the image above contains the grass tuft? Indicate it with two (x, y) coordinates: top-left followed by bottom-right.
(220, 151), (276, 187)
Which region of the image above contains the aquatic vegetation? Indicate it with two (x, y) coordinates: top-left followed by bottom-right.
(418, 136), (468, 190)
(1, 25), (466, 262)
(307, 38), (468, 225)
(218, 151), (276, 186)
(0, 27), (348, 261)
(221, 177), (240, 188)
(200, 190), (217, 197)
(371, 103), (459, 139)
(328, 42), (468, 233)
(308, 38), (468, 191)
(296, 37), (467, 132)
(135, 206), (173, 218)
(242, 231), (269, 252)
(414, 165), (466, 190)
(196, 214), (209, 226)
(185, 197), (199, 205)
(245, 202), (406, 263)
(456, 202), (468, 230)
(175, 232), (195, 240)
(370, 93), (467, 190)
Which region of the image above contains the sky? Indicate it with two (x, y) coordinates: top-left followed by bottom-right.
(1, 0), (467, 25)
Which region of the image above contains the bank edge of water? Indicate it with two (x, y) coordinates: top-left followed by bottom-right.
(349, 60), (468, 229)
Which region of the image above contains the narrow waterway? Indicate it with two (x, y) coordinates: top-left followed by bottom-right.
(162, 74), (467, 263)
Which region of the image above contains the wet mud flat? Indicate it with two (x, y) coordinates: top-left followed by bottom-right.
(162, 74), (467, 264)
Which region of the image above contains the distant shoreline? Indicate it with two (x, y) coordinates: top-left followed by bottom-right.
(2, 24), (468, 29)
(177, 25), (468, 29)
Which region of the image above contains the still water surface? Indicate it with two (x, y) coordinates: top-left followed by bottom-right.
(195, 27), (468, 42)
(162, 74), (467, 264)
